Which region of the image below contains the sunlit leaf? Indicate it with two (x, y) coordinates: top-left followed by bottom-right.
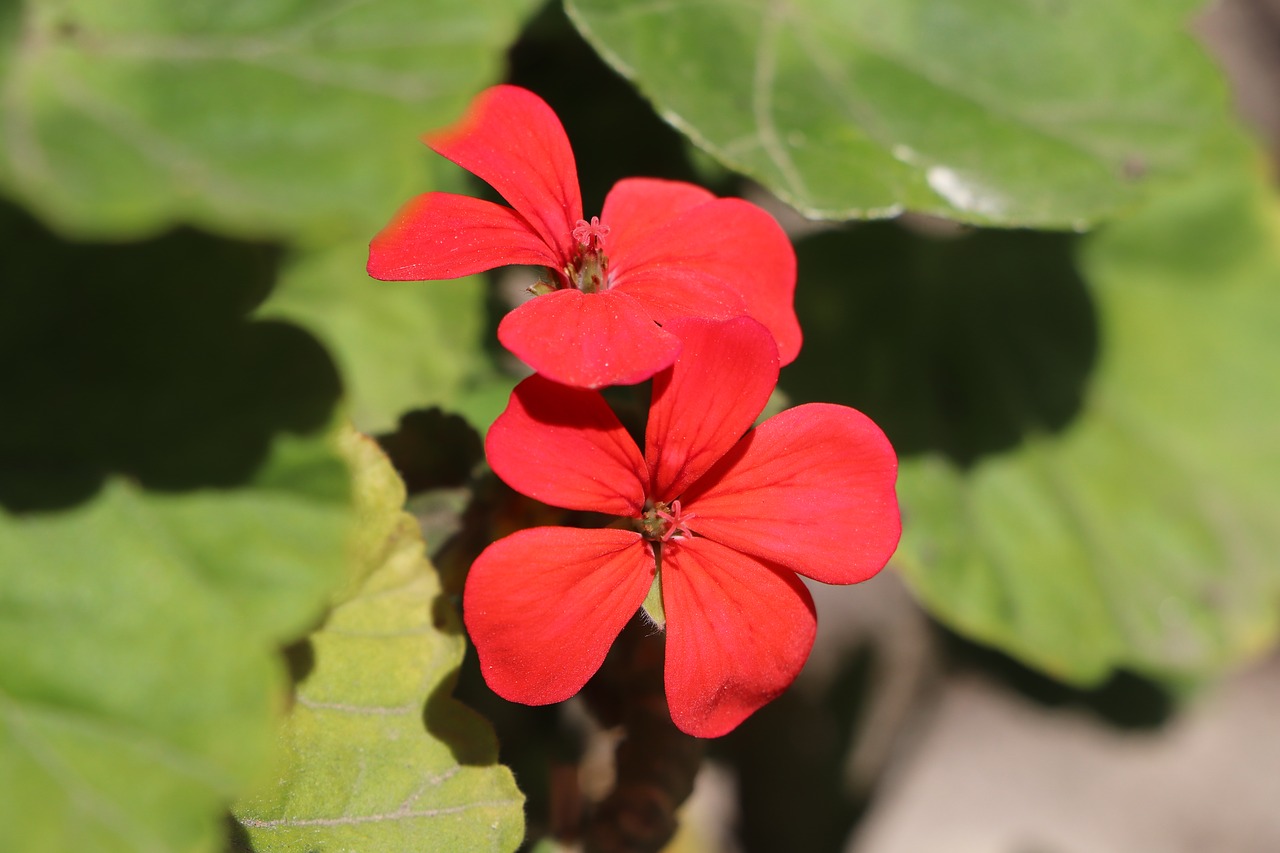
(233, 432), (524, 852)
(0, 0), (540, 238)
(567, 0), (1231, 226)
(0, 437), (350, 853)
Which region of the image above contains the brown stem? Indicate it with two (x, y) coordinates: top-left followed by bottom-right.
(581, 618), (705, 853)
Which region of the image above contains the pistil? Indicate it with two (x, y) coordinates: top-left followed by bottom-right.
(568, 216), (611, 294)
(642, 499), (697, 542)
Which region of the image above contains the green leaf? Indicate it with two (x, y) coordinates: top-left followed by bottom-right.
(233, 432), (524, 852)
(259, 238), (508, 434)
(0, 0), (540, 239)
(566, 0), (1232, 226)
(0, 206), (352, 853)
(0, 437), (350, 853)
(782, 140), (1280, 682)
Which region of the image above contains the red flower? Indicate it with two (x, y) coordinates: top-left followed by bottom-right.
(367, 85), (801, 389)
(464, 317), (900, 737)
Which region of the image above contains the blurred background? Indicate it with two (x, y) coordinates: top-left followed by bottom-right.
(2, 0), (1278, 851)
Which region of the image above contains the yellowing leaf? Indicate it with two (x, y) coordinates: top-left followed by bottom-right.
(233, 432), (524, 852)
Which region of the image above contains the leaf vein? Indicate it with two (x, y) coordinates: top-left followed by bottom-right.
(51, 71), (263, 215)
(239, 797), (521, 828)
(295, 695), (419, 715)
(0, 692), (166, 852)
(2, 4), (52, 190)
(752, 0), (809, 200)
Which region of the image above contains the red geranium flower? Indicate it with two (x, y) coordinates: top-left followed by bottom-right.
(464, 317), (900, 737)
(367, 85), (801, 389)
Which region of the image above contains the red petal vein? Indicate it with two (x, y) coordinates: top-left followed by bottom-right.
(487, 374), (648, 516)
(609, 197), (801, 364)
(498, 288), (681, 389)
(661, 537), (816, 738)
(426, 85), (583, 262)
(367, 192), (559, 280)
(682, 404), (901, 585)
(646, 317), (780, 501)
(599, 177), (716, 260)
(465, 528), (654, 706)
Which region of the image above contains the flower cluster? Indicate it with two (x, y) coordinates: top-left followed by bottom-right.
(368, 84), (799, 389)
(369, 86), (901, 737)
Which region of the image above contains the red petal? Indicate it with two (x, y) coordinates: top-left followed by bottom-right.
(682, 404), (901, 585)
(613, 266), (749, 324)
(465, 528), (653, 706)
(498, 288), (681, 389)
(602, 179), (747, 321)
(646, 317), (778, 501)
(661, 537), (816, 737)
(600, 177), (715, 260)
(609, 196), (801, 364)
(367, 192), (559, 280)
(487, 374), (647, 516)
(427, 85), (582, 263)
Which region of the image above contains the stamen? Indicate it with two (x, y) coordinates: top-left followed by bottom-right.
(654, 499), (697, 542)
(572, 216), (610, 250)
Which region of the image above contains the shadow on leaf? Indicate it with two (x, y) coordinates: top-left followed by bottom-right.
(222, 814), (258, 853)
(377, 407), (484, 493)
(781, 222), (1099, 467)
(943, 629), (1175, 730)
(422, 657), (504, 768)
(0, 203), (341, 512)
(282, 638), (317, 688)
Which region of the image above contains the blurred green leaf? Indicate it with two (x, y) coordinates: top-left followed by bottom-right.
(0, 0), (539, 239)
(0, 206), (353, 853)
(259, 238), (507, 434)
(0, 435), (350, 853)
(566, 0), (1231, 226)
(784, 140), (1280, 682)
(448, 371), (522, 436)
(922, 150), (1280, 683)
(0, 186), (518, 848)
(233, 432), (524, 852)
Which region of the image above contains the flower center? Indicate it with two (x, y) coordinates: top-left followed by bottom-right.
(641, 499), (696, 542)
(566, 216), (610, 294)
(528, 216), (613, 296)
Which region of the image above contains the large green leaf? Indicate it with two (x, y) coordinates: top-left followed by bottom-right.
(233, 432), (524, 852)
(566, 0), (1231, 227)
(0, 0), (538, 239)
(782, 142), (1280, 682)
(0, 438), (350, 853)
(259, 238), (508, 434)
(0, 207), (352, 853)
